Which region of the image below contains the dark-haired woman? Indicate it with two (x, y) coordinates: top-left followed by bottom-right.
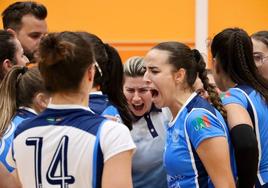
(143, 42), (236, 188)
(0, 30), (29, 82)
(0, 66), (48, 172)
(7, 32), (135, 188)
(251, 31), (268, 80)
(211, 28), (268, 188)
(78, 32), (133, 129)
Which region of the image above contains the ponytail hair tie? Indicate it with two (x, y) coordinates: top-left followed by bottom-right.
(192, 49), (202, 63)
(16, 66), (28, 85)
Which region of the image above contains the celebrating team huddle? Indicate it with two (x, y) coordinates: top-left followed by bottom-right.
(0, 1), (268, 188)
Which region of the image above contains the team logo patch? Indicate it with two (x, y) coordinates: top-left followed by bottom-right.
(220, 91), (231, 100)
(193, 116), (211, 131)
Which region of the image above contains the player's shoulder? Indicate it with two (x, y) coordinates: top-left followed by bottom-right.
(14, 108), (107, 138)
(101, 120), (129, 132)
(220, 87), (249, 106)
(186, 94), (216, 116)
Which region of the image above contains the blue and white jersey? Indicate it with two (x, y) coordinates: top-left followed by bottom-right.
(7, 104), (135, 188)
(221, 85), (268, 186)
(89, 91), (122, 123)
(131, 107), (172, 188)
(164, 92), (235, 188)
(0, 107), (37, 172)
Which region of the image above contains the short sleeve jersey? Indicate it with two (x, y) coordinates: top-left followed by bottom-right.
(8, 104), (135, 188)
(0, 108), (37, 172)
(164, 92), (235, 188)
(221, 85), (268, 186)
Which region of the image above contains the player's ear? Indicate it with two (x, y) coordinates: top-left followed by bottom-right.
(174, 68), (186, 84)
(87, 64), (95, 82)
(32, 92), (50, 113)
(2, 59), (13, 72)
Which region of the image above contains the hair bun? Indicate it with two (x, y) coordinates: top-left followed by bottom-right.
(39, 33), (75, 66)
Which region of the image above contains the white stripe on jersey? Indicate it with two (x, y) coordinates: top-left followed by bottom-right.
(233, 88), (263, 185)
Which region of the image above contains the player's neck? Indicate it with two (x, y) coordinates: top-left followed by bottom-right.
(169, 90), (193, 118)
(50, 92), (89, 107)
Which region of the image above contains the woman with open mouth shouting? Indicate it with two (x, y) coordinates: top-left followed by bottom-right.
(123, 56), (172, 188)
(143, 42), (236, 188)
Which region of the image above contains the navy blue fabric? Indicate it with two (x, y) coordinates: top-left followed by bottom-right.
(89, 94), (110, 114)
(16, 109), (37, 119)
(133, 104), (162, 122)
(186, 94), (216, 116)
(15, 108), (106, 139)
(190, 143), (209, 188)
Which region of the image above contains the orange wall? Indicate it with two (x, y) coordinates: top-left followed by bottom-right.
(0, 0), (268, 62)
(0, 0), (195, 62)
(209, 0), (268, 37)
(206, 0), (268, 67)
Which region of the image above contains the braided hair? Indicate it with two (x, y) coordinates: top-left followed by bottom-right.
(192, 49), (226, 118)
(211, 28), (268, 103)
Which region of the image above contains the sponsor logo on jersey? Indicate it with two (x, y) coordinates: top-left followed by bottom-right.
(193, 116), (211, 131)
(46, 117), (63, 122)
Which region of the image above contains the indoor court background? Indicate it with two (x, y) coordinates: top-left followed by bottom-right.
(1, 0), (268, 66)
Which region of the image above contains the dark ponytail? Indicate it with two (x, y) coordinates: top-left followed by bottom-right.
(77, 32), (133, 130)
(102, 44), (133, 129)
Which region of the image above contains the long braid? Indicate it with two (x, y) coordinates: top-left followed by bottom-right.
(233, 32), (256, 84)
(233, 32), (268, 102)
(192, 49), (227, 118)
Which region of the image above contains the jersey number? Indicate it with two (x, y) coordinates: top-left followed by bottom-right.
(26, 136), (75, 187)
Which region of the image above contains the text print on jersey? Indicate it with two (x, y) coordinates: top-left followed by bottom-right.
(26, 136), (75, 188)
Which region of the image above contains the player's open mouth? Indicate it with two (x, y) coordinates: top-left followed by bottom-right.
(132, 103), (144, 111)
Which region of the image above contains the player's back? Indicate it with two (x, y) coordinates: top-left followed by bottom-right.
(221, 85), (268, 185)
(10, 104), (114, 188)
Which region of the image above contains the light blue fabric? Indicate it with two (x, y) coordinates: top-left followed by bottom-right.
(0, 109), (36, 172)
(164, 93), (235, 188)
(221, 85), (268, 186)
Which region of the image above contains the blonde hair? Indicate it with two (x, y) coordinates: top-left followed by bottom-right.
(0, 66), (45, 137)
(124, 56), (145, 77)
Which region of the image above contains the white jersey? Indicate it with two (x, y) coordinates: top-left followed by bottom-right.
(8, 104), (135, 188)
